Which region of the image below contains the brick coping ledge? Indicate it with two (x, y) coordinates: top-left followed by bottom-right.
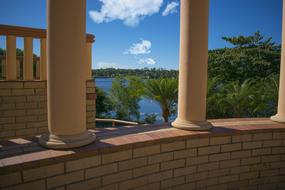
(0, 118), (285, 174)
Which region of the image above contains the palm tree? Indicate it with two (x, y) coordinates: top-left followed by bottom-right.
(218, 80), (258, 118)
(265, 74), (279, 103)
(259, 74), (279, 116)
(108, 77), (143, 121)
(144, 78), (178, 122)
(207, 77), (224, 119)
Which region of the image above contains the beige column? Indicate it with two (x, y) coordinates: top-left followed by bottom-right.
(271, 0), (285, 123)
(39, 0), (95, 149)
(24, 37), (33, 80)
(40, 38), (47, 80)
(86, 42), (92, 80)
(6, 35), (17, 80)
(172, 0), (212, 130)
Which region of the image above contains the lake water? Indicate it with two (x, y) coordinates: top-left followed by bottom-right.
(95, 78), (164, 121)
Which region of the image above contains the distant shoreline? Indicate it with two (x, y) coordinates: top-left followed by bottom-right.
(92, 68), (178, 79)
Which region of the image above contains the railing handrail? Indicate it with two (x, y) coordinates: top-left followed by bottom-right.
(96, 118), (138, 126)
(0, 24), (95, 43)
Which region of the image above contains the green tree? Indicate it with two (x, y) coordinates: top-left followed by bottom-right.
(144, 78), (178, 122)
(143, 113), (157, 124)
(217, 80), (260, 118)
(207, 77), (224, 119)
(209, 32), (281, 83)
(95, 87), (111, 117)
(93, 68), (178, 79)
(108, 77), (143, 121)
(257, 74), (279, 116)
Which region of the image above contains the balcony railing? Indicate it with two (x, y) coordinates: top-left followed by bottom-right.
(0, 24), (95, 81)
(96, 118), (139, 127)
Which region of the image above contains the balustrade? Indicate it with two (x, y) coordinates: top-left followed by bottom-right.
(0, 24), (95, 81)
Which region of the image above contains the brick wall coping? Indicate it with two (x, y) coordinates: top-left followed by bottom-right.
(0, 118), (284, 174)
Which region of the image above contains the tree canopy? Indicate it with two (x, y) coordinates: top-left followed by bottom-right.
(93, 68), (178, 79)
(209, 32), (281, 83)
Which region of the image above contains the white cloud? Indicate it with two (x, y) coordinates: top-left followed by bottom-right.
(89, 0), (163, 27)
(124, 39), (152, 55)
(97, 62), (117, 69)
(138, 58), (156, 65)
(162, 2), (179, 16)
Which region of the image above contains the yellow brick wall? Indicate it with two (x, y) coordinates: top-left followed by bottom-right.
(0, 81), (96, 139)
(0, 131), (285, 189)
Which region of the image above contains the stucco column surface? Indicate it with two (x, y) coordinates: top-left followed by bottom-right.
(172, 0), (212, 130)
(40, 38), (47, 80)
(39, 0), (96, 149)
(24, 37), (33, 80)
(6, 35), (17, 80)
(271, 0), (285, 123)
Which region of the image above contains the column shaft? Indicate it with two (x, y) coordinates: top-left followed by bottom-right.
(24, 37), (33, 80)
(271, 0), (285, 122)
(172, 0), (211, 130)
(39, 0), (95, 149)
(6, 35), (17, 80)
(40, 38), (47, 80)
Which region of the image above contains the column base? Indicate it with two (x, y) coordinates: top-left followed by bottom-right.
(39, 130), (96, 149)
(172, 118), (212, 131)
(270, 114), (285, 123)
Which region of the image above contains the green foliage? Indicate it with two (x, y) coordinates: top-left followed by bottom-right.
(207, 77), (224, 119)
(144, 78), (178, 122)
(219, 80), (260, 117)
(206, 32), (280, 119)
(209, 32), (280, 83)
(207, 75), (279, 119)
(0, 48), (6, 56)
(108, 77), (143, 121)
(95, 32), (281, 123)
(143, 113), (157, 124)
(16, 48), (24, 56)
(93, 68), (178, 79)
(0, 48), (30, 56)
(95, 87), (111, 117)
(257, 74), (279, 116)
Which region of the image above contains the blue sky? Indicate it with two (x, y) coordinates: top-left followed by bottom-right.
(0, 0), (282, 70)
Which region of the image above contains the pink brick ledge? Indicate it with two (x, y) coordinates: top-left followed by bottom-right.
(0, 118), (285, 174)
